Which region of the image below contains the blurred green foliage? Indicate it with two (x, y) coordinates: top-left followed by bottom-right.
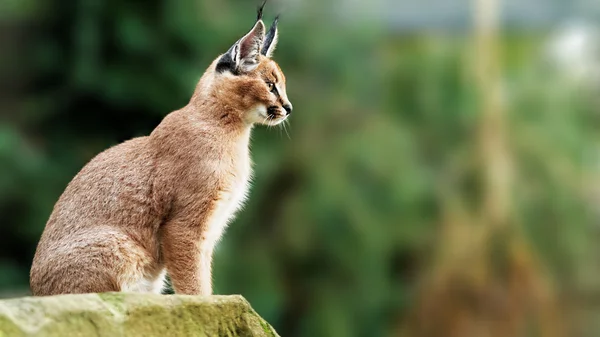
(0, 0), (598, 336)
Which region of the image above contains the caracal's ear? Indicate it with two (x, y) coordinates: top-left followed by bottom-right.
(216, 18), (266, 75)
(261, 16), (279, 58)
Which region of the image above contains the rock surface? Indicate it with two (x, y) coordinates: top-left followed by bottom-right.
(0, 293), (279, 337)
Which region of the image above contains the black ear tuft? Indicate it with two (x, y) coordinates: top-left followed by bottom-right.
(217, 2), (269, 75)
(257, 0), (267, 21)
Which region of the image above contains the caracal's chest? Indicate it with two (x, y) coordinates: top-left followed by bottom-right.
(203, 137), (252, 244)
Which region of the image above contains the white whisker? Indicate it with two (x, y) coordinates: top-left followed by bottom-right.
(282, 118), (291, 139)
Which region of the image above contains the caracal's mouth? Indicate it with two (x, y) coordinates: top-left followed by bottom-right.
(263, 106), (288, 126)
(264, 114), (288, 126)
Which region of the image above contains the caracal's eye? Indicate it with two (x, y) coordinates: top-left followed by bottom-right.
(267, 82), (275, 92)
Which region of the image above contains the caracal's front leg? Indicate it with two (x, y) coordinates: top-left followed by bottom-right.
(161, 216), (218, 296)
(198, 240), (216, 296)
(161, 219), (203, 295)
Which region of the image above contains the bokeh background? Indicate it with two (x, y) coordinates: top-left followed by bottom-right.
(1, 0), (599, 336)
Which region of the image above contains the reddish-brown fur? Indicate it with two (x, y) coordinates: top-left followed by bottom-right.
(30, 18), (291, 296)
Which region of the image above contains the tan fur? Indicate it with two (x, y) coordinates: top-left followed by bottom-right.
(30, 19), (291, 296)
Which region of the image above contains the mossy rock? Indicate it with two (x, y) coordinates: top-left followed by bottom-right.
(0, 293), (279, 337)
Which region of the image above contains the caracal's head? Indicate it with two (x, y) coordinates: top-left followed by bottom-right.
(206, 5), (292, 127)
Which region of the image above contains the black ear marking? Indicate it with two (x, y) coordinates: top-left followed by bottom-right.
(217, 20), (265, 74)
(216, 45), (239, 75)
(217, 2), (269, 75)
(257, 0), (267, 21)
(262, 15), (280, 57)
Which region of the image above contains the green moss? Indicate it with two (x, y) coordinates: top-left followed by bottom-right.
(97, 292), (127, 316)
(258, 317), (277, 337)
(0, 294), (279, 337)
(0, 315), (24, 337)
